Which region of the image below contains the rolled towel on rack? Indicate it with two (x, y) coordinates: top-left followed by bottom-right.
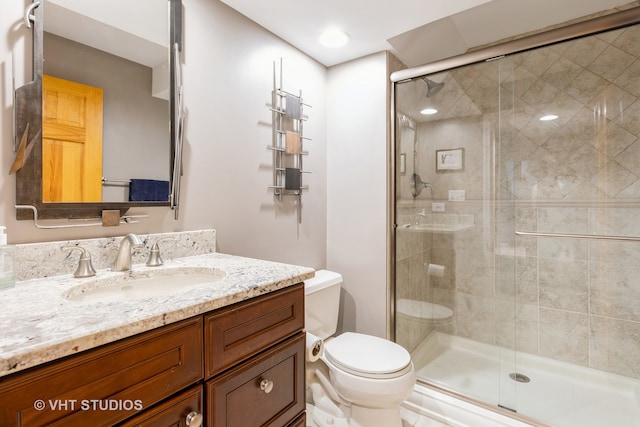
(285, 130), (301, 155)
(129, 179), (170, 202)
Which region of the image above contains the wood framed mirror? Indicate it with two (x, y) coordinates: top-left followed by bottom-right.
(14, 0), (183, 221)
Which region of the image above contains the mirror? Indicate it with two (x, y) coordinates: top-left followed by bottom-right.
(14, 0), (183, 220)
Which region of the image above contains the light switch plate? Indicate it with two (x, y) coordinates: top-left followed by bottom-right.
(448, 190), (465, 201)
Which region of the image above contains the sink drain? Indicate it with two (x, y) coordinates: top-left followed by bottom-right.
(509, 373), (531, 383)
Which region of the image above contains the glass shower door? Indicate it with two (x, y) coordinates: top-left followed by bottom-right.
(502, 24), (640, 426)
(495, 58), (518, 414)
(393, 58), (518, 413)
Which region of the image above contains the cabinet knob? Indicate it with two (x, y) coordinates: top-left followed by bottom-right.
(260, 379), (274, 394)
(185, 411), (203, 427)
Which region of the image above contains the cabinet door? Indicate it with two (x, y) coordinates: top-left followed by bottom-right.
(119, 385), (203, 427)
(207, 333), (305, 427)
(0, 317), (203, 427)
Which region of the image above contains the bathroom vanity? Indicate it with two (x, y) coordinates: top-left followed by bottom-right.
(0, 245), (312, 427)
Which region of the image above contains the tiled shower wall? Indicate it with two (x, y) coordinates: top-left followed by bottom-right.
(503, 205), (640, 379)
(395, 21), (640, 379)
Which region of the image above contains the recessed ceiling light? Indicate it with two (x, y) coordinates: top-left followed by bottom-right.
(420, 108), (438, 115)
(540, 114), (558, 121)
(318, 28), (350, 48)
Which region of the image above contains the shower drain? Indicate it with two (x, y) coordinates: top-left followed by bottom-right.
(509, 373), (531, 383)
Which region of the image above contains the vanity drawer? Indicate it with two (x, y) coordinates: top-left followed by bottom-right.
(0, 317), (203, 427)
(204, 283), (304, 377)
(119, 384), (203, 427)
(206, 333), (305, 427)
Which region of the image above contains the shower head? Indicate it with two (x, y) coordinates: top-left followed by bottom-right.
(423, 78), (444, 98)
(411, 173), (434, 198)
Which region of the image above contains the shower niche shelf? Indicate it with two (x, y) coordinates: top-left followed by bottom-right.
(268, 60), (311, 223)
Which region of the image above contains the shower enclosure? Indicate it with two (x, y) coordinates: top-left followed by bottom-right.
(392, 7), (640, 427)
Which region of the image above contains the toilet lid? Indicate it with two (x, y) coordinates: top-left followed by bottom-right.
(323, 332), (412, 379)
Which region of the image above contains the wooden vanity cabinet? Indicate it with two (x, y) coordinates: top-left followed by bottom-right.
(0, 317), (203, 426)
(0, 283), (305, 427)
(204, 284), (306, 426)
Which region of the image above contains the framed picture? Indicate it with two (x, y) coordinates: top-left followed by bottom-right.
(436, 148), (464, 172)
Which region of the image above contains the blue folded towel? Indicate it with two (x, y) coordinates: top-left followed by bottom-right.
(129, 179), (170, 202)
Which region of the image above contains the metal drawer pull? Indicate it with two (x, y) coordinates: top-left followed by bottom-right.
(186, 411), (203, 427)
(260, 379), (274, 394)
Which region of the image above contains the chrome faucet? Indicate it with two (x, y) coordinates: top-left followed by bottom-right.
(146, 237), (175, 267)
(62, 246), (96, 278)
(113, 233), (144, 272)
(412, 209), (427, 226)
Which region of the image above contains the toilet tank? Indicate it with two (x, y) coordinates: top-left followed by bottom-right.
(304, 270), (342, 340)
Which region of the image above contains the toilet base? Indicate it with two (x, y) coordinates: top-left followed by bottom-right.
(348, 404), (403, 427)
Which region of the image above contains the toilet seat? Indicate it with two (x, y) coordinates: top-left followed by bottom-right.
(323, 332), (413, 379)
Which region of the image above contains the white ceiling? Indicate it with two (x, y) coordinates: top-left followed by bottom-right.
(220, 0), (636, 68)
(218, 0), (492, 67)
(44, 0), (637, 71)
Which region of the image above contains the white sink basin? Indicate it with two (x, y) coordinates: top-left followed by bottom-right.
(63, 267), (226, 303)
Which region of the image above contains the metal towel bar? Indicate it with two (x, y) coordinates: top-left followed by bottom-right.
(515, 231), (640, 242)
(15, 205), (147, 229)
(102, 177), (130, 186)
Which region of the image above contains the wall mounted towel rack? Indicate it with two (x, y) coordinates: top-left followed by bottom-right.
(102, 177), (130, 186)
(269, 59), (311, 224)
(15, 205), (148, 229)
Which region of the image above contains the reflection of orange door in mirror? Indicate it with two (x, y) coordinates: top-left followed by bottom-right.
(42, 75), (103, 202)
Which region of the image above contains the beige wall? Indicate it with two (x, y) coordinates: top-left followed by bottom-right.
(326, 52), (390, 338)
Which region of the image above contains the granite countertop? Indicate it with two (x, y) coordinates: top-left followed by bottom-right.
(0, 252), (314, 378)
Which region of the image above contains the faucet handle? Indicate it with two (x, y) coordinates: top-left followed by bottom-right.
(146, 237), (175, 267)
(62, 246), (97, 278)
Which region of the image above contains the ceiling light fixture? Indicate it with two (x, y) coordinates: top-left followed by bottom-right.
(540, 114), (558, 121)
(318, 28), (350, 48)
(420, 108), (438, 115)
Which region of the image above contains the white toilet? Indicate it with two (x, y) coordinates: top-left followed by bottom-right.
(305, 270), (416, 427)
